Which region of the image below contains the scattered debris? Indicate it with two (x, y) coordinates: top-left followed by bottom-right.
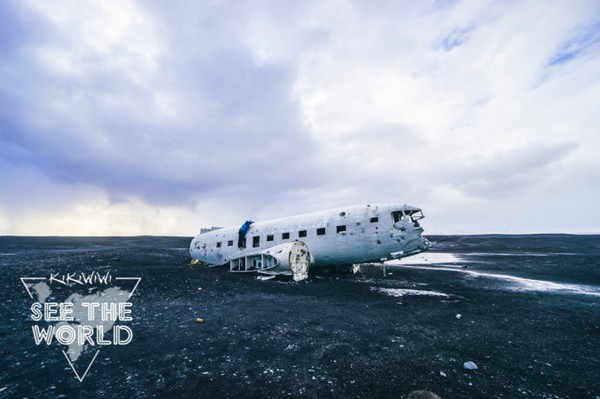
(190, 259), (200, 265)
(456, 314), (462, 319)
(196, 318), (204, 323)
(440, 371), (447, 377)
(463, 361), (478, 370)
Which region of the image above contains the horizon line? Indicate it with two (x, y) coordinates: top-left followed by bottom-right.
(1, 232), (599, 238)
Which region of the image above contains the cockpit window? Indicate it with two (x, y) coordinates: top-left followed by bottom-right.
(392, 211), (403, 223)
(409, 210), (424, 220)
(392, 210), (424, 223)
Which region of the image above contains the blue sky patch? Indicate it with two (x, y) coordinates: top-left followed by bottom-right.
(442, 26), (476, 52)
(547, 23), (600, 66)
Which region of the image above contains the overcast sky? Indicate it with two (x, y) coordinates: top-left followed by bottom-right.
(1, 0), (599, 235)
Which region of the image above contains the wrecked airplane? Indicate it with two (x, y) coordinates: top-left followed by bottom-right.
(189, 204), (432, 281)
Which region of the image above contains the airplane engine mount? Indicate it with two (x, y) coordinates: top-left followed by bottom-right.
(229, 241), (311, 281)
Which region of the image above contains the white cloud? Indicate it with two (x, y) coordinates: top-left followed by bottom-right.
(1, 0), (599, 234)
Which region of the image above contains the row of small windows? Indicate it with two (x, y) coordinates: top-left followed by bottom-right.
(216, 217), (379, 248)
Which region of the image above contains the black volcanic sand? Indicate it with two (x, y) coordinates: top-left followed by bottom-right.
(1, 235), (599, 398)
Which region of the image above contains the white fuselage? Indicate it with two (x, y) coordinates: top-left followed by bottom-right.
(189, 204), (429, 268)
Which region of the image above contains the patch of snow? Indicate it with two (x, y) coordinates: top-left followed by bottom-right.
(464, 252), (578, 257)
(373, 287), (449, 298)
(388, 252), (462, 266)
(391, 263), (600, 297)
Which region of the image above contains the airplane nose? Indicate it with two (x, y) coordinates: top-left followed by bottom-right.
(393, 219), (424, 234)
(391, 217), (426, 253)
